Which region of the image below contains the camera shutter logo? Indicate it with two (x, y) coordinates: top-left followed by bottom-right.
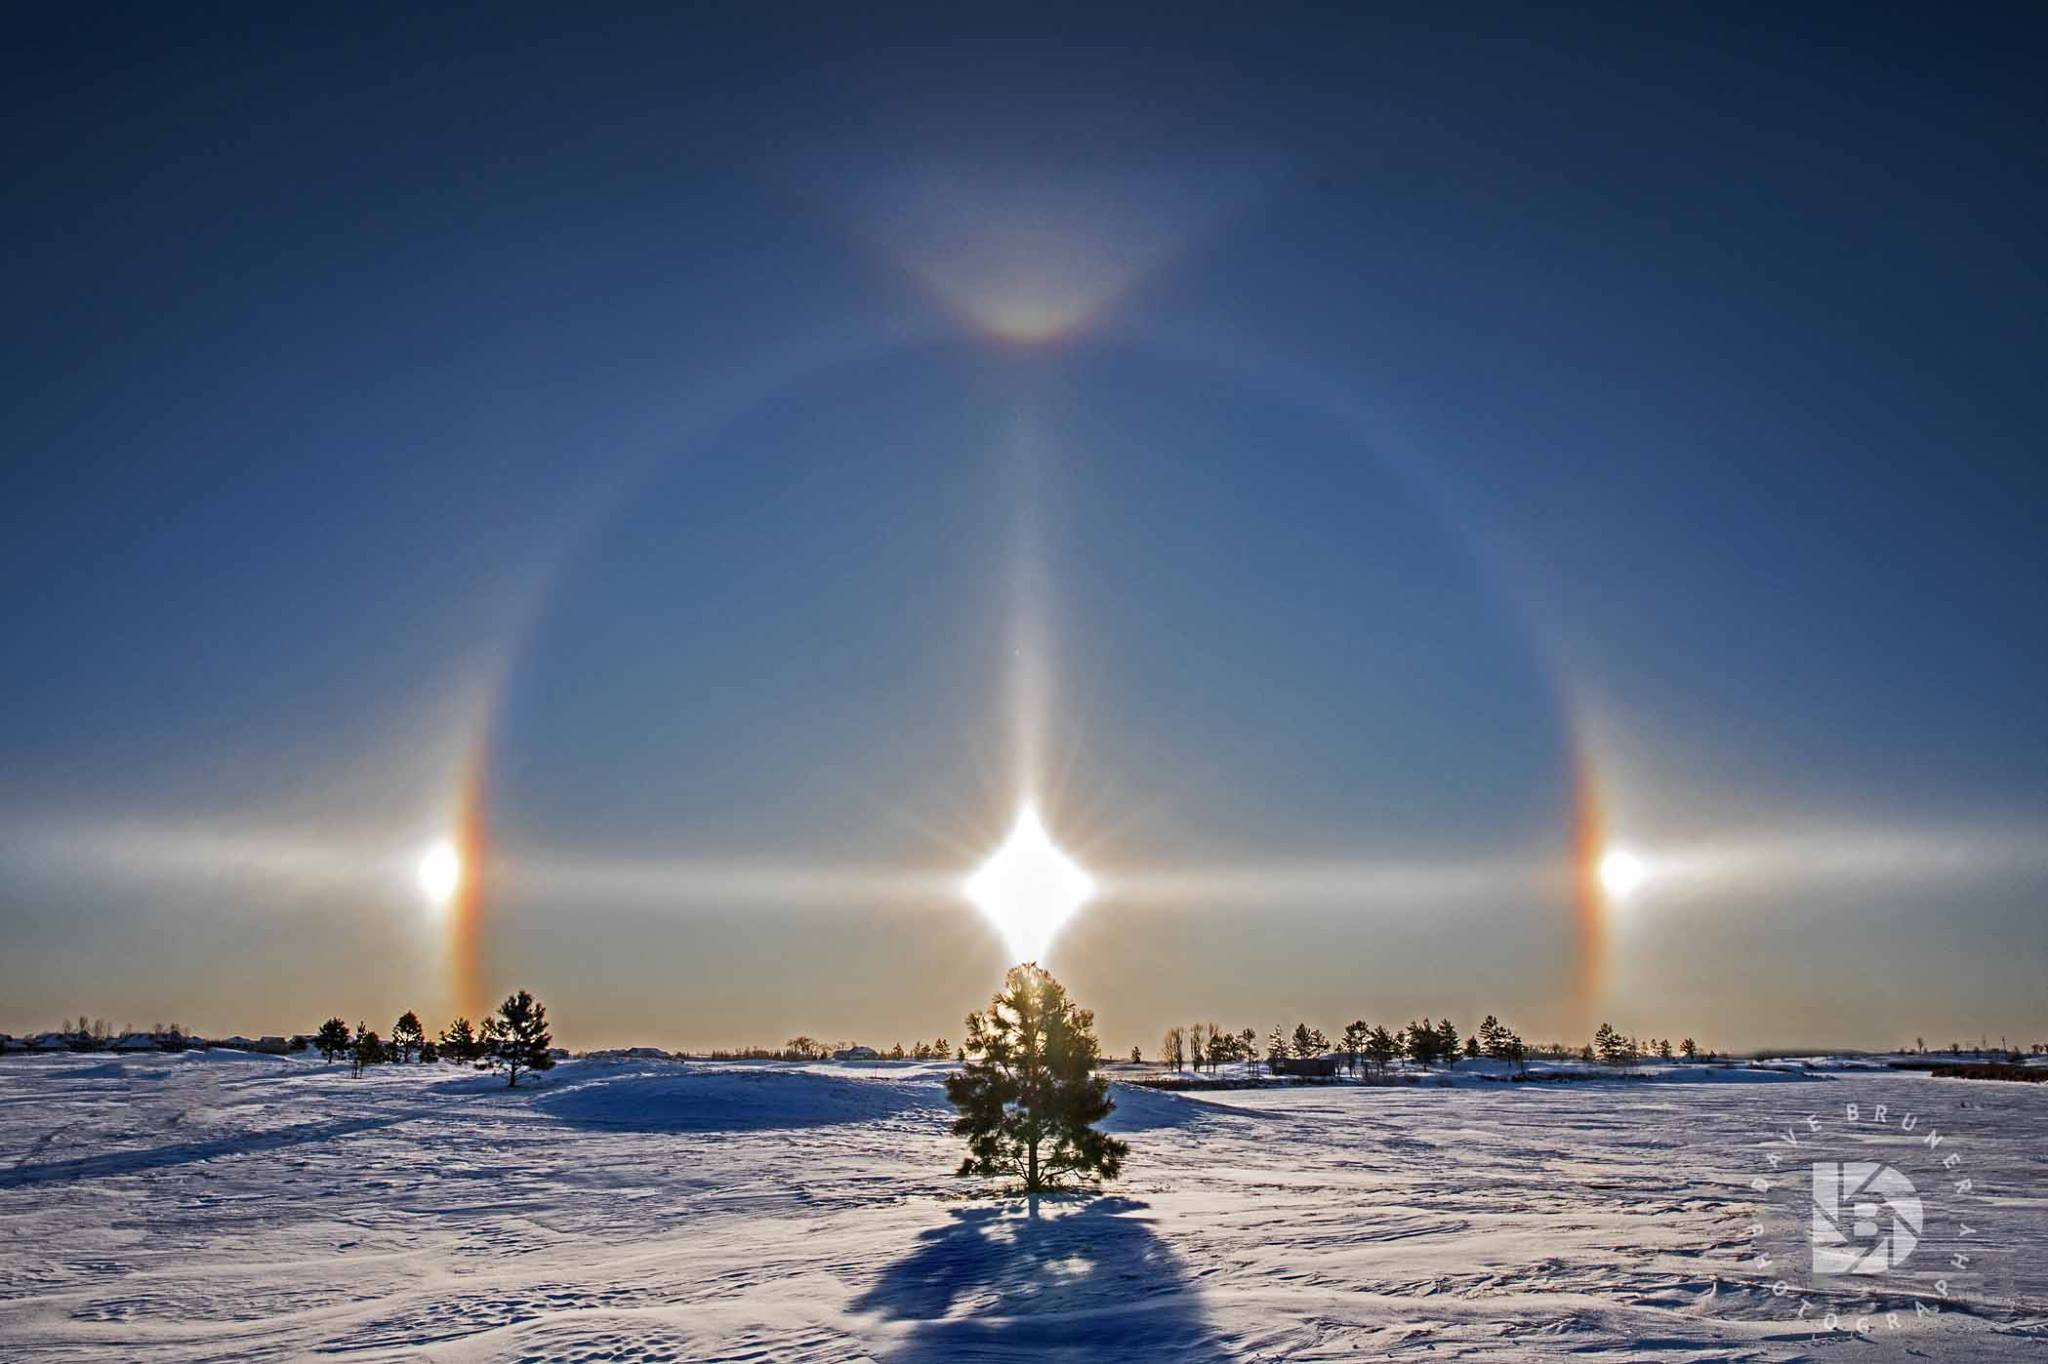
(1810, 1161), (1921, 1274)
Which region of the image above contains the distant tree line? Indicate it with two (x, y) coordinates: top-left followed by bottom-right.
(1155, 1023), (1261, 1072)
(313, 989), (555, 1087)
(701, 1036), (956, 1061)
(1129, 1015), (1744, 1077)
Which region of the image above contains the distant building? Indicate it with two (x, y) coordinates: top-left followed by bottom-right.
(255, 1036), (291, 1054)
(585, 1047), (677, 1062)
(1269, 1055), (1340, 1078)
(833, 1045), (880, 1061)
(29, 1033), (70, 1052)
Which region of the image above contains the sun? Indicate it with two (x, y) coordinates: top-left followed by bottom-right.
(1598, 848), (1647, 901)
(963, 805), (1095, 963)
(418, 839), (462, 907)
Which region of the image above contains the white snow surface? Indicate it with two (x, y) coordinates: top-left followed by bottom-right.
(0, 1052), (2042, 1361)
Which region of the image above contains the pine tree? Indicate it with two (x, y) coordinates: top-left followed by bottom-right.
(1475, 1016), (1527, 1071)
(1406, 1019), (1436, 1068)
(439, 1016), (479, 1063)
(1657, 1037), (1674, 1060)
(1341, 1020), (1368, 1076)
(945, 964), (1125, 1191)
(480, 989), (555, 1088)
(350, 1023), (384, 1078)
(1593, 1022), (1633, 1066)
(315, 1016), (351, 1063)
(392, 1010), (425, 1063)
(1680, 1037), (1697, 1060)
(1436, 1018), (1461, 1066)
(1265, 1024), (1287, 1067)
(1365, 1024), (1399, 1075)
(1290, 1022), (1315, 1058)
(1129, 1044), (1143, 1064)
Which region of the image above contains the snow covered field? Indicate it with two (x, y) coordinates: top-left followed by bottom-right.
(1, 1052), (2042, 1361)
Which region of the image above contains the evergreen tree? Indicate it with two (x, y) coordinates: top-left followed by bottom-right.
(350, 1023), (384, 1078)
(1435, 1018), (1461, 1066)
(391, 1010), (425, 1063)
(1265, 1024), (1288, 1067)
(315, 1016), (351, 1063)
(1364, 1024), (1399, 1075)
(1464, 1034), (1480, 1059)
(1341, 1020), (1368, 1076)
(1406, 1019), (1436, 1068)
(1593, 1022), (1634, 1066)
(480, 989), (555, 1088)
(1680, 1037), (1697, 1060)
(1291, 1022), (1316, 1058)
(1129, 1044), (1143, 1064)
(439, 1016), (479, 1063)
(1475, 1015), (1529, 1072)
(945, 964), (1125, 1191)
(1657, 1037), (1674, 1060)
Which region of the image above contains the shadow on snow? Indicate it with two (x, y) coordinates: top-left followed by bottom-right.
(0, 1116), (400, 1188)
(535, 1067), (943, 1133)
(853, 1196), (1236, 1362)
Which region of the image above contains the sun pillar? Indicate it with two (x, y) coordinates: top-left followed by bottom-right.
(447, 747), (491, 1021)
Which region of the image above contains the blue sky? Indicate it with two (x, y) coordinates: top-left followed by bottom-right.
(4, 6), (2044, 1050)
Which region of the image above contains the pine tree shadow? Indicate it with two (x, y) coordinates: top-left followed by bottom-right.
(853, 1196), (1236, 1362)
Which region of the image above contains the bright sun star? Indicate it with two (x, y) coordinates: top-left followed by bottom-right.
(1598, 848), (1647, 901)
(964, 805), (1095, 963)
(418, 839), (462, 907)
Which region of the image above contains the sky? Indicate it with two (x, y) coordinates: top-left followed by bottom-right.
(3, 4), (2045, 1053)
